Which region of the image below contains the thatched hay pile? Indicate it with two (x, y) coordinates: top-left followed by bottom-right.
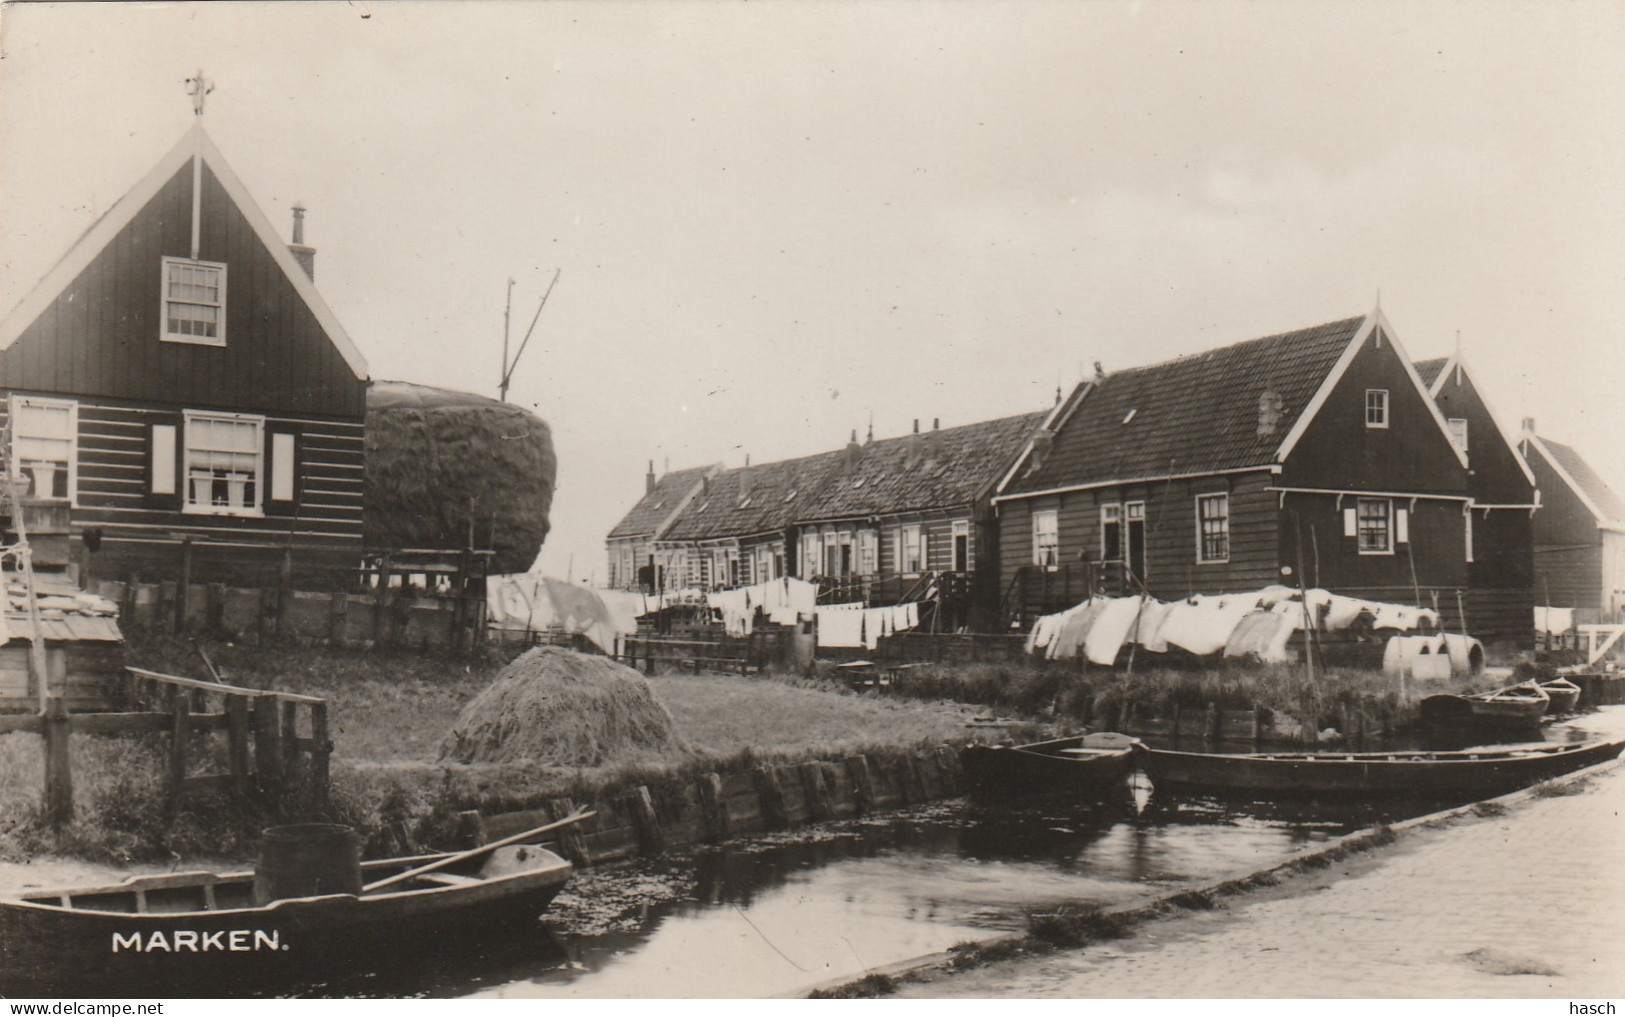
(439, 647), (688, 767)
(365, 380), (556, 575)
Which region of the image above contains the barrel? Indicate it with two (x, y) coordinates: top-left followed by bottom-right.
(253, 823), (362, 904)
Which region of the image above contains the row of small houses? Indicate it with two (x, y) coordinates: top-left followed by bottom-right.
(608, 310), (1625, 647)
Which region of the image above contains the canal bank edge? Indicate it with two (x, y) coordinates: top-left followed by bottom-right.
(452, 744), (966, 867)
(796, 755), (1624, 999)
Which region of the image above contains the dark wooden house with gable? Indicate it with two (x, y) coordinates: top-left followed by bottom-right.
(993, 310), (1478, 631)
(0, 123), (369, 587)
(1415, 353), (1539, 643)
(1518, 423), (1625, 621)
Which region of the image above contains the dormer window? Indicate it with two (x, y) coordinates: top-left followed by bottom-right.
(1364, 389), (1388, 429)
(162, 257), (227, 345)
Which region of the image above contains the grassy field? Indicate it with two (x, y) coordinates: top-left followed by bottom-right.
(0, 633), (1002, 864)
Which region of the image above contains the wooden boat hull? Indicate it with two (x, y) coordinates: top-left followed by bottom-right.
(0, 849), (572, 996)
(1539, 679), (1582, 714)
(1134, 738), (1625, 799)
(1422, 683), (1549, 730)
(962, 733), (1137, 802)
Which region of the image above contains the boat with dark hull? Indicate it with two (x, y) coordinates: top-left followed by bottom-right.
(1420, 681), (1551, 731)
(962, 731), (1138, 801)
(1538, 678), (1582, 715)
(1133, 738), (1625, 799)
(0, 844), (574, 996)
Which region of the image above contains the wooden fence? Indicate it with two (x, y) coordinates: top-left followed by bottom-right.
(1, 667), (330, 826)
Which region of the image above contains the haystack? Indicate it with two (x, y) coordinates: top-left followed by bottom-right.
(439, 647), (687, 767)
(365, 380), (556, 575)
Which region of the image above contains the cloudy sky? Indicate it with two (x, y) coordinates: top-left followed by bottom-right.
(1, 1), (1620, 581)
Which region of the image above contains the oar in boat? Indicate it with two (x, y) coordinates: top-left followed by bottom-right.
(362, 806), (595, 894)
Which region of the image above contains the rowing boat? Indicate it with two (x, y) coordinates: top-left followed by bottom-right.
(0, 840), (573, 996)
(1539, 678), (1582, 714)
(962, 731), (1138, 801)
(1420, 681), (1550, 730)
(1133, 737), (1624, 798)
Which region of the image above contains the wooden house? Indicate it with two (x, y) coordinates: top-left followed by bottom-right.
(654, 449), (849, 593)
(1415, 353), (1539, 644)
(1518, 422), (1625, 620)
(604, 462), (720, 591)
(790, 413), (1045, 626)
(0, 124), (369, 588)
(993, 310), (1477, 630)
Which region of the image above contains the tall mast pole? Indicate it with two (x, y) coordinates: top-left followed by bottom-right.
(500, 277), (515, 403)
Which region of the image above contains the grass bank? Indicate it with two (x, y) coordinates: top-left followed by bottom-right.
(0, 631), (1003, 865)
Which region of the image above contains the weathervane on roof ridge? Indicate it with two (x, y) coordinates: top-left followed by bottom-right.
(186, 69), (214, 117)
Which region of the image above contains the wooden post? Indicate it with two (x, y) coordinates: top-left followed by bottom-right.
(252, 695), (283, 788)
(625, 786), (664, 855)
(207, 582), (226, 634)
(276, 547), (293, 640)
(168, 695), (191, 804)
(329, 592), (349, 647)
(372, 554), (391, 647)
(226, 695), (251, 793)
(309, 702), (331, 809)
(43, 697), (73, 826)
(176, 537), (193, 634)
(281, 699), (299, 780)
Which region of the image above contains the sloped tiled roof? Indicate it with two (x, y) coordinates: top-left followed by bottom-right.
(607, 465), (716, 539)
(1536, 438), (1625, 525)
(1414, 357), (1448, 390)
(662, 450), (850, 541)
(1005, 315), (1365, 495)
(798, 412), (1046, 522)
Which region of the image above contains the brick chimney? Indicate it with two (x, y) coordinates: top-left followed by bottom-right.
(288, 203), (316, 281)
(846, 429), (862, 470)
(740, 454), (753, 499)
(646, 460), (656, 495)
(905, 418), (922, 459)
(1521, 417), (1536, 438)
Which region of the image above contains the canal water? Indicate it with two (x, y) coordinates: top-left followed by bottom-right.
(282, 714), (1609, 998)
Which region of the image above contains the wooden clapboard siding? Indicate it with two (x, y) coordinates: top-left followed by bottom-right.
(0, 162), (365, 419)
(1278, 491), (1467, 593)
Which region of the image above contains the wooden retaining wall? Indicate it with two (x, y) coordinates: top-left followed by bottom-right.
(454, 746), (966, 867)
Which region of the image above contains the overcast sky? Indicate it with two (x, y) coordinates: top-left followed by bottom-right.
(1, 1), (1621, 582)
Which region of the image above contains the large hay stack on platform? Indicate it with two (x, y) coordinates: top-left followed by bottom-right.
(365, 381), (556, 575)
(439, 646), (687, 767)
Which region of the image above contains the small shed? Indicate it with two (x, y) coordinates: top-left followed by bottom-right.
(0, 573), (125, 712)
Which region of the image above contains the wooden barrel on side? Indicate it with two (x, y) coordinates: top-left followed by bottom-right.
(253, 823), (362, 904)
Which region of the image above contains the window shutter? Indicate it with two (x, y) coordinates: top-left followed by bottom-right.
(147, 419), (182, 509)
(1343, 507), (1357, 538)
(265, 426), (300, 513)
(1395, 508), (1410, 544)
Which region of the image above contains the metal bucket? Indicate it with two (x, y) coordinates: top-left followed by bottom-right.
(253, 823), (362, 904)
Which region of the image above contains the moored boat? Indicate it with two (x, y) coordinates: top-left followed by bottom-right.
(0, 831), (576, 996)
(1133, 737), (1625, 799)
(962, 731), (1138, 801)
(1538, 678), (1582, 715)
(1420, 682), (1549, 730)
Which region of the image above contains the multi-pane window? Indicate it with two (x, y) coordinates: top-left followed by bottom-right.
(1101, 503), (1123, 561)
(858, 529), (878, 576)
(8, 395), (76, 501)
(1196, 493), (1229, 563)
(1357, 498), (1392, 554)
(163, 258), (227, 345)
(1032, 509), (1059, 567)
(901, 524), (924, 575)
(184, 412), (261, 514)
(1365, 389), (1389, 429)
(1448, 417), (1468, 452)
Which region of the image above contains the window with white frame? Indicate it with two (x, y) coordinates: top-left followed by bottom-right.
(1365, 389), (1389, 429)
(8, 395), (76, 501)
(1101, 503), (1123, 561)
(1196, 493), (1229, 563)
(858, 529), (878, 576)
(1356, 498), (1393, 554)
(800, 533), (820, 577)
(1447, 417), (1468, 452)
(902, 523), (924, 575)
(183, 412), (262, 515)
(162, 257), (227, 345)
(1032, 509), (1058, 568)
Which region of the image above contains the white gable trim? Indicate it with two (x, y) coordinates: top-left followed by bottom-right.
(993, 381), (1092, 497)
(1426, 350), (1538, 489)
(1522, 433), (1618, 527)
(0, 124), (368, 380)
(1274, 307), (1469, 471)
